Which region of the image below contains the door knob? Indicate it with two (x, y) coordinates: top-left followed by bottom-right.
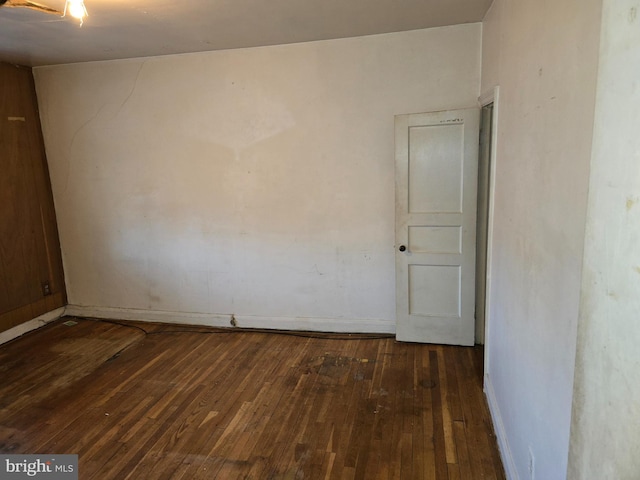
(399, 245), (407, 252)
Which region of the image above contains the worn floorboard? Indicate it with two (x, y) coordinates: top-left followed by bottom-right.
(0, 317), (505, 479)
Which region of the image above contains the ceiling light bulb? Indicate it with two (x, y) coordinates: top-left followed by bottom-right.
(64, 0), (88, 25)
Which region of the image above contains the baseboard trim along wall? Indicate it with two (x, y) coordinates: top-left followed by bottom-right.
(485, 373), (518, 480)
(64, 305), (231, 328)
(232, 314), (395, 334)
(64, 305), (396, 334)
(0, 307), (66, 346)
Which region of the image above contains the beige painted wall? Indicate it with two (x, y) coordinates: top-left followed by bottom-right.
(35, 25), (481, 330)
(480, 0), (601, 478)
(480, 1), (501, 95)
(569, 1), (640, 478)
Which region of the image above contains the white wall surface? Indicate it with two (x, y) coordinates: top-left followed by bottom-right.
(480, 1), (601, 479)
(480, 1), (501, 95)
(34, 26), (481, 331)
(568, 1), (640, 478)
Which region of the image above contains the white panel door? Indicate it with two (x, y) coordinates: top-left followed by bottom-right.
(395, 108), (479, 345)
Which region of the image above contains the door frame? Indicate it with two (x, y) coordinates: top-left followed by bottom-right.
(477, 86), (500, 379)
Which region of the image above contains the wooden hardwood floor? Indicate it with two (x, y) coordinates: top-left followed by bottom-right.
(0, 317), (504, 479)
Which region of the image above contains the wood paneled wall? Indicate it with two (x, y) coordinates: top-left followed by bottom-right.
(0, 62), (66, 332)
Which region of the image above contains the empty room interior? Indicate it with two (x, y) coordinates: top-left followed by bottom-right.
(1, 0), (638, 479)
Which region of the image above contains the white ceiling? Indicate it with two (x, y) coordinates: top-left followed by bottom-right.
(0, 0), (492, 67)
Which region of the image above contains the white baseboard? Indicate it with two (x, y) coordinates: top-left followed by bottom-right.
(0, 307), (66, 346)
(485, 373), (519, 480)
(65, 305), (396, 334)
(232, 314), (395, 333)
(65, 305), (231, 328)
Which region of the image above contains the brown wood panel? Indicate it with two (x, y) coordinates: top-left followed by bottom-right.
(0, 318), (505, 479)
(0, 62), (66, 332)
(0, 292), (64, 332)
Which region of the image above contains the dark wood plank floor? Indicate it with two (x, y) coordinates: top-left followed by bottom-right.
(0, 317), (504, 479)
